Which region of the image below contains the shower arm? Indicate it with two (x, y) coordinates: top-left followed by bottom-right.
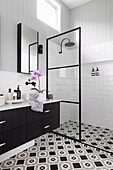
(59, 38), (70, 54)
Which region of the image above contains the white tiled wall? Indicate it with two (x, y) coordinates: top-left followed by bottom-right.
(82, 61), (113, 130)
(71, 0), (113, 130)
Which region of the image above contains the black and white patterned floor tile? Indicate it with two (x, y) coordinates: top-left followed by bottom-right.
(0, 132), (113, 170)
(54, 120), (113, 152)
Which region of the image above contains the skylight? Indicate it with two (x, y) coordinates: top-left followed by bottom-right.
(37, 0), (61, 31)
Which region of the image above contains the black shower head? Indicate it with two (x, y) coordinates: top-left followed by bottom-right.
(65, 42), (75, 47)
(59, 38), (75, 54)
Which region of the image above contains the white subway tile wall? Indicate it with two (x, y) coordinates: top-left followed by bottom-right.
(82, 61), (113, 130)
(71, 0), (113, 130)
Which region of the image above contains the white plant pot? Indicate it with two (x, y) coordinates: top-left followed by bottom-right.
(38, 92), (46, 101)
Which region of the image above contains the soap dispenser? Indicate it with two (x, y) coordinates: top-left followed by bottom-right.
(17, 85), (21, 100)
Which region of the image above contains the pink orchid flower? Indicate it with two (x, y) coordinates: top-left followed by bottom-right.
(33, 70), (43, 77)
(28, 78), (31, 82)
(30, 74), (38, 81)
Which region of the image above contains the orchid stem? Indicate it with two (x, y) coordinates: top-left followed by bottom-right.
(38, 77), (41, 92)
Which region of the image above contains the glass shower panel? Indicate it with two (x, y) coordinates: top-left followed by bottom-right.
(48, 67), (79, 102)
(54, 103), (79, 140)
(48, 30), (79, 69)
(47, 27), (81, 142)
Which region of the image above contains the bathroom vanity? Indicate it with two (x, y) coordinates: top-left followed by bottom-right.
(0, 100), (60, 159)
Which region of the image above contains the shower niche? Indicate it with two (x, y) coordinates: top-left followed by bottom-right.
(46, 27), (81, 141)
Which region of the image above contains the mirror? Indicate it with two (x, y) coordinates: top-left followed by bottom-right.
(17, 23), (39, 74)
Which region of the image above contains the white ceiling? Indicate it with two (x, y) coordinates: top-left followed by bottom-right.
(61, 0), (92, 9)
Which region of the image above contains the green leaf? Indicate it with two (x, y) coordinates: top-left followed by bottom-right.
(31, 88), (40, 92)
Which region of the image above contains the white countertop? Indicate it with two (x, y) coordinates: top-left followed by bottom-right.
(0, 100), (61, 111)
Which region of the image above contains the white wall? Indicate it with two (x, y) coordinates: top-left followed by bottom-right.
(0, 0), (70, 73)
(70, 0), (113, 129)
(71, 0), (113, 47)
(0, 0), (70, 98)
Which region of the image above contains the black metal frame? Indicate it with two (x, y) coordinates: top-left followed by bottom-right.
(46, 27), (82, 142)
(17, 23), (39, 74)
(17, 23), (21, 73)
(28, 39), (39, 73)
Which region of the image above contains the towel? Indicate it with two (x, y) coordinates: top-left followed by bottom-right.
(29, 92), (43, 112)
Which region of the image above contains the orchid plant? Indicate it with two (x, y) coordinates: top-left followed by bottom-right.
(28, 70), (44, 93)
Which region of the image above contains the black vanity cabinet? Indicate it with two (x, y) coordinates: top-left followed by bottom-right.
(0, 102), (60, 155)
(27, 102), (60, 141)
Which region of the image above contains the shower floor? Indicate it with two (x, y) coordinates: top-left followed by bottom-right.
(54, 120), (113, 153)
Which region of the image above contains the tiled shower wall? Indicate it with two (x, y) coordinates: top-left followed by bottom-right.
(71, 0), (113, 130)
(82, 61), (113, 130)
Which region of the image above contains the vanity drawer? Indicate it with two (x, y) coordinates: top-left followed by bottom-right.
(42, 115), (60, 134)
(0, 111), (4, 133)
(0, 131), (12, 155)
(2, 108), (27, 132)
(0, 126), (27, 155)
(3, 130), (12, 154)
(27, 121), (44, 141)
(27, 115), (59, 141)
(43, 102), (59, 117)
(0, 132), (4, 155)
(27, 102), (60, 124)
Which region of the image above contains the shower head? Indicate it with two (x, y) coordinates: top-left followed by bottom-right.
(59, 38), (75, 54)
(65, 42), (75, 47)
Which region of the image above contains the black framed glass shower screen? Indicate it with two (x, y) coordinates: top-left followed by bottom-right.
(48, 29), (79, 69)
(46, 27), (81, 141)
(48, 67), (79, 102)
(53, 102), (80, 140)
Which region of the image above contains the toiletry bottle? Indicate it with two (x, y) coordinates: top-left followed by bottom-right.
(96, 67), (99, 76)
(13, 90), (17, 100)
(7, 89), (13, 100)
(17, 85), (21, 100)
(91, 67), (95, 76)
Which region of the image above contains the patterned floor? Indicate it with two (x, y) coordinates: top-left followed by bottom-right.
(0, 132), (113, 170)
(54, 120), (113, 153)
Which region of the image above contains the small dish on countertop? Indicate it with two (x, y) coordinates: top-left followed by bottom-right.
(0, 94), (5, 106)
(6, 99), (24, 104)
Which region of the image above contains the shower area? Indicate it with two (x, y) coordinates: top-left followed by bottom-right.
(46, 27), (113, 154)
(46, 27), (81, 141)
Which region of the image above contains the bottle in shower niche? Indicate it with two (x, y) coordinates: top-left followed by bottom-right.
(96, 67), (99, 76)
(91, 67), (95, 76)
(17, 85), (21, 99)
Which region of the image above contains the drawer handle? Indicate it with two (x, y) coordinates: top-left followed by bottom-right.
(0, 121), (6, 125)
(44, 110), (50, 113)
(44, 125), (50, 129)
(0, 143), (6, 147)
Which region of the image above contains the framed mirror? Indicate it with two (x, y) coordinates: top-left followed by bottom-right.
(17, 23), (39, 74)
